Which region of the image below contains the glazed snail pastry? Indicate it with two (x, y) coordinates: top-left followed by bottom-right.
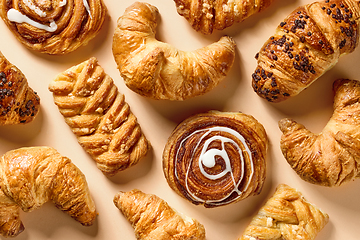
(0, 0), (107, 54)
(163, 111), (268, 207)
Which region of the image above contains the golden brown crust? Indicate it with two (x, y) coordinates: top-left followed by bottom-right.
(174, 0), (275, 35)
(0, 51), (40, 125)
(238, 184), (329, 240)
(0, 0), (107, 55)
(0, 147), (96, 237)
(279, 79), (360, 187)
(163, 111), (268, 208)
(113, 189), (206, 240)
(252, 0), (360, 102)
(48, 57), (151, 176)
(112, 2), (236, 101)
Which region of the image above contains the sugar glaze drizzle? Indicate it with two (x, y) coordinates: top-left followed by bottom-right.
(175, 126), (254, 206)
(7, 0), (92, 32)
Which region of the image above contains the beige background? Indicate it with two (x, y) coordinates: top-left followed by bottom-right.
(0, 0), (360, 239)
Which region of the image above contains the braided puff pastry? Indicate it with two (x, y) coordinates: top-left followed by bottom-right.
(163, 111), (268, 208)
(279, 79), (360, 187)
(113, 189), (206, 240)
(252, 0), (360, 102)
(48, 57), (150, 176)
(238, 184), (329, 240)
(0, 51), (40, 125)
(112, 2), (236, 101)
(0, 0), (107, 55)
(174, 0), (275, 35)
(0, 147), (96, 237)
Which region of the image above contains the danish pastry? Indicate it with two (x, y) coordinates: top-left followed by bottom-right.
(0, 51), (40, 125)
(252, 0), (360, 102)
(174, 0), (275, 34)
(163, 111), (268, 208)
(279, 79), (360, 187)
(113, 189), (206, 240)
(0, 147), (96, 237)
(112, 2), (236, 101)
(238, 184), (329, 240)
(48, 57), (150, 176)
(0, 0), (107, 54)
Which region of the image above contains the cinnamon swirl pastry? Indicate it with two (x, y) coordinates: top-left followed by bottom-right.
(0, 0), (107, 55)
(162, 111), (268, 208)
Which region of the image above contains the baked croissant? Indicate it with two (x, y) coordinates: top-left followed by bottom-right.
(48, 57), (151, 176)
(163, 111), (268, 208)
(112, 2), (236, 101)
(0, 51), (40, 125)
(0, 146), (96, 237)
(174, 0), (275, 35)
(113, 189), (206, 240)
(238, 184), (329, 240)
(252, 0), (360, 102)
(279, 79), (360, 187)
(0, 0), (107, 54)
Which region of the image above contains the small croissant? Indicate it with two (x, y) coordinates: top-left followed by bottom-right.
(49, 57), (151, 176)
(279, 79), (360, 187)
(0, 147), (96, 237)
(112, 2), (236, 101)
(238, 184), (329, 240)
(113, 189), (206, 240)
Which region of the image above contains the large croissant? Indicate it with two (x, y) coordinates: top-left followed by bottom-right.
(279, 79), (360, 187)
(49, 57), (150, 176)
(0, 51), (40, 125)
(252, 0), (360, 102)
(174, 0), (275, 34)
(0, 147), (96, 237)
(112, 2), (236, 101)
(113, 189), (206, 240)
(238, 184), (329, 240)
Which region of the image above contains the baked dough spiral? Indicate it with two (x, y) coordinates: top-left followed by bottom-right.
(0, 0), (107, 54)
(163, 111), (268, 208)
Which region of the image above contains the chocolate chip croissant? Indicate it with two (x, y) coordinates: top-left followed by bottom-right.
(252, 0), (360, 102)
(112, 2), (236, 101)
(0, 147), (96, 237)
(0, 0), (107, 54)
(163, 111), (268, 208)
(238, 184), (329, 240)
(48, 57), (151, 176)
(113, 189), (206, 240)
(0, 51), (40, 125)
(279, 79), (360, 187)
(174, 0), (275, 35)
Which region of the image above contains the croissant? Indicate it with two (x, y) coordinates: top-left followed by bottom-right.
(174, 0), (275, 34)
(238, 184), (329, 240)
(163, 110), (268, 208)
(279, 79), (360, 187)
(112, 2), (236, 101)
(0, 0), (107, 54)
(48, 57), (151, 176)
(0, 51), (40, 125)
(113, 189), (206, 240)
(0, 146), (96, 237)
(252, 0), (360, 102)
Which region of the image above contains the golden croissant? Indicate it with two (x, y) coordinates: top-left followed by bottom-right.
(238, 184), (329, 240)
(252, 0), (360, 102)
(112, 2), (236, 101)
(279, 79), (360, 187)
(0, 147), (96, 237)
(0, 51), (40, 125)
(0, 0), (107, 54)
(174, 0), (275, 34)
(113, 189), (206, 240)
(49, 57), (151, 176)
